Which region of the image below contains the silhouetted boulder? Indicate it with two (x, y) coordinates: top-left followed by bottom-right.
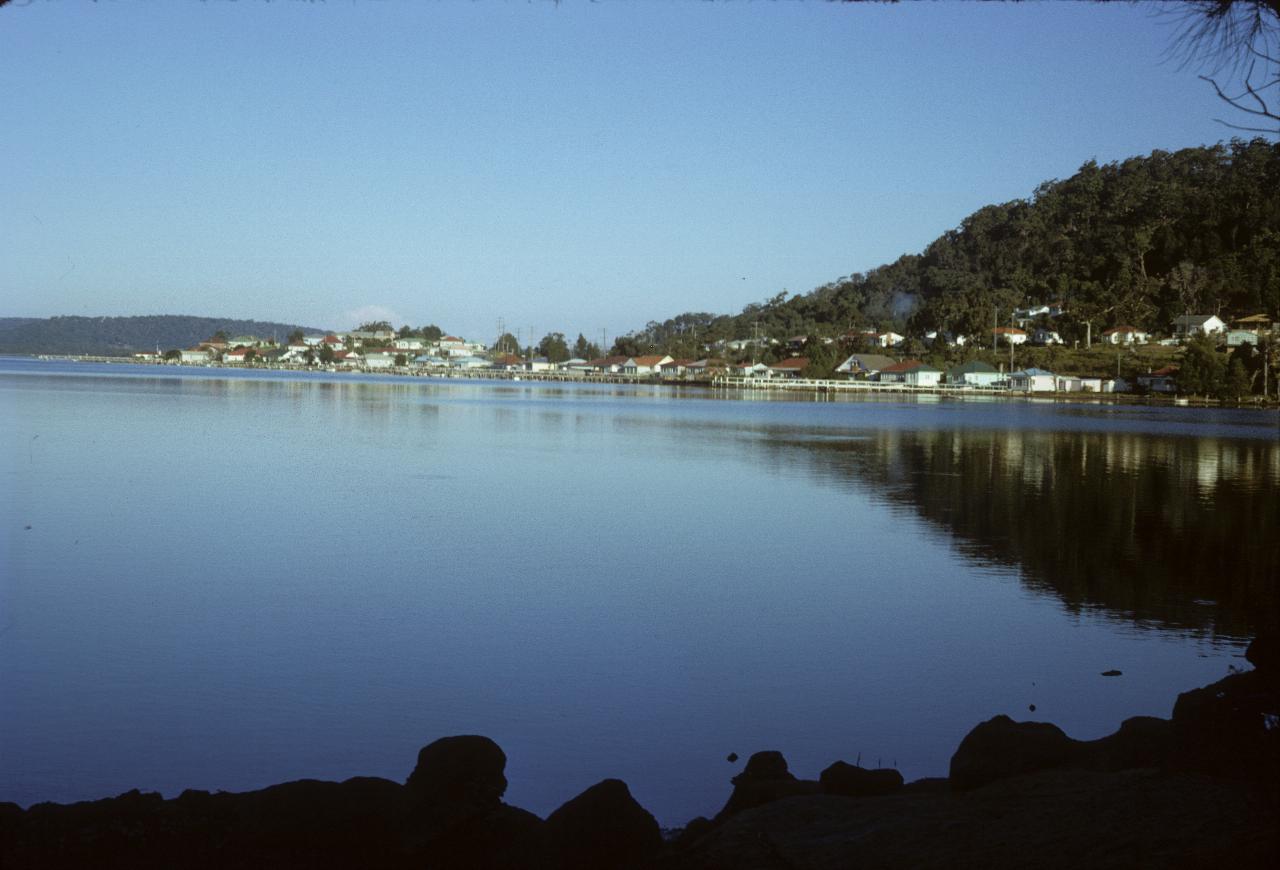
(714, 751), (820, 820)
(819, 761), (904, 797)
(949, 715), (1074, 790)
(544, 778), (661, 868)
(1079, 716), (1174, 771)
(1172, 670), (1279, 781)
(406, 735), (508, 813)
(1246, 631), (1277, 681)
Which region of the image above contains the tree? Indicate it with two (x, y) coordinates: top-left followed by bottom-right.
(287, 329), (305, 345)
(1223, 357), (1253, 398)
(212, 329), (229, 343)
(162, 348), (181, 361)
(357, 320), (393, 333)
(244, 348), (258, 366)
(1174, 0), (1280, 133)
(397, 324), (413, 338)
(610, 335), (642, 358)
(1177, 335), (1227, 394)
(394, 353), (408, 367)
(574, 333), (601, 360)
(420, 325), (443, 341)
(318, 344), (336, 364)
(537, 332), (570, 362)
(493, 332), (519, 355)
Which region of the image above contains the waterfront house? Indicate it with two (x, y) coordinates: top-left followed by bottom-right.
(362, 351), (397, 369)
(684, 359), (728, 377)
(946, 360), (1002, 387)
(525, 357), (556, 372)
(393, 336), (428, 351)
(1138, 364), (1179, 393)
(1173, 314), (1226, 338)
(769, 357), (809, 378)
(1101, 326), (1150, 345)
(731, 362), (771, 377)
(322, 334), (346, 351)
(492, 353), (525, 370)
(1008, 367), (1056, 392)
(659, 359), (694, 376)
(180, 348), (211, 364)
(439, 335), (468, 354)
(413, 354), (447, 368)
(877, 360), (943, 387)
(1056, 375), (1104, 392)
(222, 347), (255, 364)
(621, 355), (674, 375)
(993, 327), (1028, 346)
(1226, 329), (1260, 347)
(835, 353), (896, 379)
(334, 350), (361, 367)
(589, 355), (629, 374)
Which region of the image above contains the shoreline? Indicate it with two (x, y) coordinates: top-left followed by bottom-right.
(4, 638), (1276, 869)
(16, 354), (1280, 410)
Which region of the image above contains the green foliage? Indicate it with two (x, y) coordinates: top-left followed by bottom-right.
(492, 332), (519, 354)
(356, 320), (393, 332)
(801, 340), (838, 378)
(537, 332), (570, 362)
(162, 349), (181, 360)
(624, 140), (1280, 356)
(318, 344), (336, 364)
(610, 335), (644, 357)
(419, 324), (443, 341)
(573, 333), (601, 360)
(287, 329), (305, 344)
(0, 316), (328, 357)
(394, 353), (408, 367)
(1177, 336), (1227, 395)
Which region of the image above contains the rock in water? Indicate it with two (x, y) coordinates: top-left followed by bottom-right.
(949, 715), (1074, 790)
(819, 761), (904, 797)
(544, 778), (661, 869)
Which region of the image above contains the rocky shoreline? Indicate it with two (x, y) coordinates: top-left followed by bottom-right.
(3, 637), (1276, 869)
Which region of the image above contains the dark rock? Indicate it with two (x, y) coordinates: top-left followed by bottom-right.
(714, 751), (820, 820)
(669, 815), (714, 849)
(1246, 631), (1277, 677)
(1101, 669), (1123, 677)
(1172, 670), (1279, 781)
(1077, 716), (1174, 771)
(544, 778), (661, 869)
(949, 715), (1074, 790)
(725, 752), (737, 763)
(819, 761), (904, 797)
(405, 735), (508, 813)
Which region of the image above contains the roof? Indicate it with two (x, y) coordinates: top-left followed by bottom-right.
(441, 335), (464, 342)
(1150, 364), (1180, 377)
(839, 353), (897, 371)
(770, 357), (808, 370)
(1102, 325), (1143, 334)
(1173, 314), (1220, 325)
(993, 327), (1027, 335)
(1012, 367), (1055, 377)
(629, 355), (670, 366)
(589, 355), (630, 367)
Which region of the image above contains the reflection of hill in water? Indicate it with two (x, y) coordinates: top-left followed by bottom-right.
(772, 429), (1279, 639)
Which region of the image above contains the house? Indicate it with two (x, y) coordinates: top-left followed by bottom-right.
(1226, 330), (1260, 347)
(621, 355), (674, 375)
(589, 356), (630, 374)
(393, 336), (428, 351)
(438, 335), (468, 354)
(1031, 328), (1063, 346)
(684, 359), (728, 377)
(992, 327), (1028, 346)
(835, 353), (897, 379)
(414, 354), (447, 368)
(1232, 313), (1271, 332)
(1101, 326), (1150, 345)
(1138, 364), (1179, 393)
(132, 350), (160, 361)
(873, 331), (905, 348)
(731, 362), (771, 377)
(348, 329), (395, 343)
(302, 335), (329, 347)
(180, 348), (211, 364)
(1172, 314), (1226, 338)
(321, 334), (346, 351)
(1056, 375), (1104, 393)
(1008, 367), (1056, 392)
(786, 336), (809, 352)
(525, 357), (556, 372)
(363, 351), (398, 369)
(659, 359), (694, 376)
(448, 356), (489, 369)
(226, 335), (261, 348)
(924, 330), (967, 347)
(333, 350), (361, 367)
(769, 357), (809, 378)
(877, 360), (942, 387)
(222, 347), (256, 364)
(492, 353), (525, 370)
(562, 358), (593, 372)
(946, 360), (1002, 387)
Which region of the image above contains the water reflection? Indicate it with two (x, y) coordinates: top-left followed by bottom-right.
(760, 428), (1279, 639)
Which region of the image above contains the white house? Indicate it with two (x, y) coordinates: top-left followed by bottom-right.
(835, 353), (897, 378)
(768, 358), (809, 379)
(946, 360), (1002, 387)
(621, 355), (674, 375)
(993, 327), (1028, 346)
(525, 357), (557, 372)
(874, 331), (905, 348)
(877, 360), (942, 387)
(1008, 367), (1057, 392)
(1031, 328), (1063, 346)
(362, 351), (398, 369)
(180, 349), (211, 364)
(924, 330), (967, 348)
(1173, 314), (1226, 338)
(393, 336), (428, 351)
(731, 362), (771, 377)
(1226, 329), (1260, 347)
(1056, 375), (1104, 392)
(1101, 326), (1150, 345)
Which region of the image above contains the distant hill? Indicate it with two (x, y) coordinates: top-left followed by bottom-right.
(0, 315), (330, 356)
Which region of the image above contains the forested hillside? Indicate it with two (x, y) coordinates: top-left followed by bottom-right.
(625, 139), (1279, 357)
(0, 315), (328, 356)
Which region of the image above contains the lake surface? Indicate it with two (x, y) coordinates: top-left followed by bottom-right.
(2, 358), (1277, 826)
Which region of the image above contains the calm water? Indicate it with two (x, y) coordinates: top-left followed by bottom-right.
(2, 358), (1277, 825)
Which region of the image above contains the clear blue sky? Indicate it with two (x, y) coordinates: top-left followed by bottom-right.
(0, 1), (1249, 342)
